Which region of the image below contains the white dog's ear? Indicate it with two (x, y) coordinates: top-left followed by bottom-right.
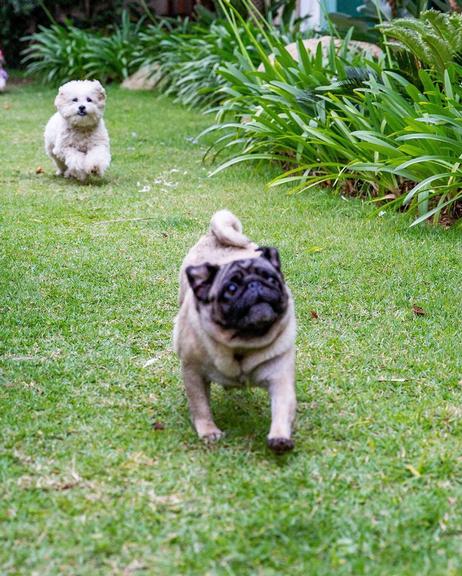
(54, 89), (64, 109)
(92, 80), (106, 103)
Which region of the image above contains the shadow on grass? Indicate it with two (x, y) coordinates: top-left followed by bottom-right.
(42, 173), (111, 187)
(186, 387), (298, 461)
(212, 387), (269, 438)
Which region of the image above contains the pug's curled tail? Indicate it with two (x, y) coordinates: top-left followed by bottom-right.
(210, 210), (250, 248)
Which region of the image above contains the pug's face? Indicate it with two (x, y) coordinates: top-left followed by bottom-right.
(55, 80), (106, 128)
(186, 247), (289, 340)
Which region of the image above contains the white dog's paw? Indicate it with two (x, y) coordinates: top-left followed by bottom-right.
(89, 163), (105, 177)
(64, 168), (87, 182)
(84, 155), (109, 178)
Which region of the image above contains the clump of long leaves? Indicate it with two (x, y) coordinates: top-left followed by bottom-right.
(329, 0), (462, 45)
(133, 17), (191, 70)
(81, 11), (146, 81)
(22, 10), (299, 109)
(22, 11), (151, 83)
(265, 67), (462, 225)
(205, 1), (462, 224)
(133, 18), (301, 109)
(22, 23), (98, 83)
(379, 9), (462, 75)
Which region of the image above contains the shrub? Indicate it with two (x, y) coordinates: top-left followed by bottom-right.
(131, 15), (303, 109)
(204, 3), (462, 224)
(266, 67), (462, 225)
(22, 23), (98, 83)
(82, 11), (145, 81)
(156, 20), (299, 109)
(2, 0), (127, 67)
(22, 11), (144, 84)
(379, 9), (462, 75)
(22, 4), (304, 107)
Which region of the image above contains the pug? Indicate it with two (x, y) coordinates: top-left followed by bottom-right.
(44, 80), (110, 181)
(173, 210), (296, 453)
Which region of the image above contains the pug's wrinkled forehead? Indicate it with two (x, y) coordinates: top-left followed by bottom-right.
(186, 247), (284, 304)
(221, 247), (282, 278)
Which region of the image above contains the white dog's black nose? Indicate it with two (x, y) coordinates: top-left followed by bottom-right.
(78, 105), (86, 112)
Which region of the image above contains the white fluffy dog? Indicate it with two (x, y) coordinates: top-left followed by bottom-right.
(44, 80), (111, 181)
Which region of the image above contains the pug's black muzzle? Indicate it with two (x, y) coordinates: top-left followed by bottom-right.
(229, 279), (286, 335)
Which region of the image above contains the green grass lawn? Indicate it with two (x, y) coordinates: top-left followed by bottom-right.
(1, 81), (462, 576)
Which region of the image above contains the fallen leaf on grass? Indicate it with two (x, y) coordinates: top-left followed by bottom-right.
(405, 464), (421, 478)
(35, 166), (44, 174)
(377, 376), (407, 382)
(306, 246), (324, 254)
(412, 305), (426, 316)
(142, 350), (171, 368)
(152, 420), (165, 431)
(143, 357), (158, 368)
(310, 310), (319, 320)
(3, 103), (11, 110)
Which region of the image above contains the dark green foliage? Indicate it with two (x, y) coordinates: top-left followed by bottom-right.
(380, 9), (462, 74)
(204, 2), (462, 224)
(22, 24), (97, 83)
(328, 0), (462, 44)
(1, 0), (126, 67)
(1, 0), (43, 66)
(149, 20), (299, 108)
(18, 0), (462, 224)
(22, 12), (300, 108)
(22, 11), (148, 83)
(82, 11), (146, 82)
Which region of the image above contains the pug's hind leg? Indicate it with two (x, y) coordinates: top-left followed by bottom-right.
(182, 364), (223, 443)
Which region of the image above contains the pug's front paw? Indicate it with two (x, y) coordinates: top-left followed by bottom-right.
(267, 437), (294, 454)
(202, 431), (224, 444)
(197, 422), (224, 444)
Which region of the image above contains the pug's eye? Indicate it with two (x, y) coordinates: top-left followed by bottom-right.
(72, 98), (78, 102)
(225, 282), (238, 296)
(259, 269), (278, 285)
(87, 97), (92, 102)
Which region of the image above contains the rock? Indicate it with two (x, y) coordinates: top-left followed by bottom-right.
(121, 64), (162, 91)
(258, 36), (383, 71)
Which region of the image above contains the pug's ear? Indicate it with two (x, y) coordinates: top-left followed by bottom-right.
(257, 246), (281, 272)
(92, 80), (106, 102)
(186, 263), (219, 303)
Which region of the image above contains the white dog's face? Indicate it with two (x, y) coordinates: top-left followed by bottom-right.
(55, 80), (106, 128)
